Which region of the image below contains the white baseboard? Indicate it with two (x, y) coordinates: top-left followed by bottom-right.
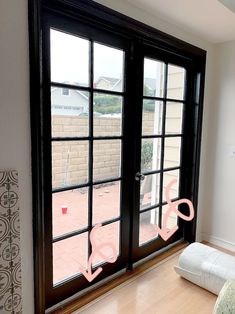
(201, 233), (235, 252)
(196, 232), (203, 243)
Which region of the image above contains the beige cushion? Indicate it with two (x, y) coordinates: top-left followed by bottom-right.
(214, 280), (235, 314)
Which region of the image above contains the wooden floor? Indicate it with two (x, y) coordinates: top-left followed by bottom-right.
(73, 248), (217, 314)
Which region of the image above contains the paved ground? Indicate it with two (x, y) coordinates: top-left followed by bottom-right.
(52, 183), (175, 284)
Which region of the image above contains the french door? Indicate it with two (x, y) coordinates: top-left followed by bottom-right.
(132, 45), (191, 262)
(43, 15), (133, 306)
(39, 11), (201, 310)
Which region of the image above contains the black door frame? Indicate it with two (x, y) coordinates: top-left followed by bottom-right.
(28, 0), (206, 312)
(131, 43), (198, 263)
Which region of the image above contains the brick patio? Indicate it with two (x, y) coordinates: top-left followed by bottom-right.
(52, 182), (176, 284)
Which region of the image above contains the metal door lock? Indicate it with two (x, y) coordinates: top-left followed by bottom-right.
(135, 172), (145, 181)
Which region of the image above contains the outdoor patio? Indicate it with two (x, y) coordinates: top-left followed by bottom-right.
(52, 182), (164, 284)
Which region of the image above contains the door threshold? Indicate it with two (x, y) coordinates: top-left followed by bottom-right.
(48, 240), (188, 314)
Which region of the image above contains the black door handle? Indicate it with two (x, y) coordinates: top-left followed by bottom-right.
(135, 172), (145, 181)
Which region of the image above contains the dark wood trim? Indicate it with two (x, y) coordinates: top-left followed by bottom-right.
(184, 63), (206, 243)
(28, 0), (47, 313)
(41, 0), (205, 61)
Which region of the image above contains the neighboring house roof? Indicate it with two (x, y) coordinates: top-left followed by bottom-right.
(51, 77), (157, 95)
(96, 76), (121, 90)
(51, 86), (89, 101)
(96, 76), (157, 92)
(144, 78), (157, 91)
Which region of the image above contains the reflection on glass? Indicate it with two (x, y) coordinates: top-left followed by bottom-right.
(162, 170), (180, 202)
(164, 137), (181, 169)
(141, 138), (161, 173)
(50, 29), (89, 86)
(93, 181), (120, 224)
(167, 64), (186, 100)
(53, 233), (88, 285)
(51, 87), (89, 137)
(140, 174), (160, 211)
(52, 188), (88, 238)
(142, 100), (163, 136)
(92, 222), (120, 267)
(94, 43), (124, 92)
(165, 102), (183, 134)
(93, 140), (121, 181)
(139, 209), (159, 246)
(52, 141), (89, 189)
(143, 58), (165, 98)
(93, 93), (122, 136)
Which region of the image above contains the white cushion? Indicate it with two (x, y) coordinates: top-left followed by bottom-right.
(174, 243), (235, 295)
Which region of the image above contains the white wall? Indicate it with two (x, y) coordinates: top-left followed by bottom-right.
(0, 0), (34, 312)
(0, 0), (217, 312)
(201, 40), (235, 251)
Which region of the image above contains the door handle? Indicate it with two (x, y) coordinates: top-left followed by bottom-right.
(135, 172), (145, 181)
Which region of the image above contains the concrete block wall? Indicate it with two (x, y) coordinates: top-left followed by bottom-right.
(52, 108), (182, 188)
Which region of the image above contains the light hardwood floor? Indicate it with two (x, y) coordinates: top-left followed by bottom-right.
(74, 248), (217, 314)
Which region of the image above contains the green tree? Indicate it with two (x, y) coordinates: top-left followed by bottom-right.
(94, 94), (121, 114)
(141, 141), (153, 170)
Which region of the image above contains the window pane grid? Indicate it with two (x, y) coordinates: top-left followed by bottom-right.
(139, 59), (185, 246)
(141, 134), (183, 139)
(167, 64), (186, 101)
(52, 137), (90, 141)
(51, 82), (125, 97)
(50, 31), (125, 279)
(139, 61), (183, 243)
(143, 95), (186, 103)
(162, 169), (180, 203)
(92, 181), (121, 224)
(51, 136), (124, 142)
(139, 196), (181, 214)
(165, 102), (184, 135)
(141, 166), (181, 177)
(52, 216), (121, 244)
(87, 40), (94, 257)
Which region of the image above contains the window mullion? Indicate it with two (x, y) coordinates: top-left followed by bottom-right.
(88, 40), (94, 258)
(158, 63), (168, 229)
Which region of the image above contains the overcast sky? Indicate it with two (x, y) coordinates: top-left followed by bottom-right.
(50, 29), (161, 86)
(51, 29), (123, 85)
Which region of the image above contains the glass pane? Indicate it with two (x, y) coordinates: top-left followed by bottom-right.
(52, 141), (89, 189)
(162, 170), (180, 203)
(141, 138), (161, 173)
(143, 58), (165, 98)
(164, 137), (181, 168)
(167, 64), (186, 100)
(93, 140), (121, 181)
(51, 88), (89, 137)
(165, 102), (183, 134)
(139, 209), (159, 246)
(142, 100), (163, 136)
(140, 174), (160, 211)
(162, 204), (178, 232)
(93, 181), (120, 224)
(94, 43), (124, 92)
(93, 93), (122, 136)
(50, 29), (89, 86)
(92, 222), (120, 267)
(52, 188), (88, 238)
(53, 232), (88, 285)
